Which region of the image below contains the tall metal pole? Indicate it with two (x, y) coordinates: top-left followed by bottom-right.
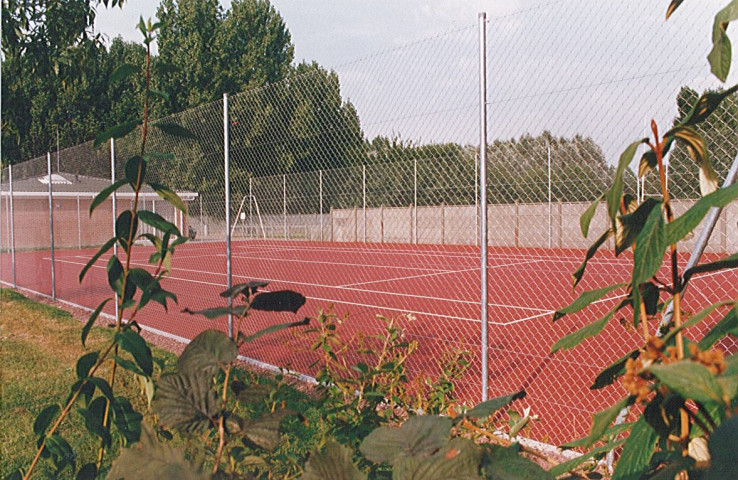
(413, 159), (418, 244)
(546, 143), (552, 248)
(111, 138), (119, 321)
(319, 170), (324, 242)
(9, 164), (16, 287)
(475, 151), (479, 246)
(224, 93), (233, 338)
(363, 165), (367, 242)
(47, 152), (56, 300)
(478, 12), (489, 401)
(283, 174), (287, 239)
(249, 177), (253, 239)
(77, 195), (81, 249)
(56, 126), (60, 173)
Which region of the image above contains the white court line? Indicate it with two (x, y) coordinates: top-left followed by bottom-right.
(50, 257), (549, 320)
(339, 258), (545, 288)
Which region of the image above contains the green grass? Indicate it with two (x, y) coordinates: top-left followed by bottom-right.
(0, 289), (178, 479)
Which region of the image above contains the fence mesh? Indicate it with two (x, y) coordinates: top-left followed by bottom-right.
(2, 1), (737, 446)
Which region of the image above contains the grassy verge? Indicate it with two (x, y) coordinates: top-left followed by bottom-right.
(0, 289), (178, 478)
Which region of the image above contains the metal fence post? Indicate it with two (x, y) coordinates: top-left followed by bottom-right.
(249, 177), (253, 239)
(363, 165), (367, 243)
(413, 158), (418, 244)
(319, 170), (324, 242)
(224, 93), (233, 338)
(111, 138), (119, 321)
(77, 195), (82, 249)
(47, 152), (56, 300)
(9, 164), (16, 287)
(546, 143), (551, 248)
(283, 174), (287, 239)
(478, 11), (489, 402)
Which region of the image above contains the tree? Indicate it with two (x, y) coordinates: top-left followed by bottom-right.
(1, 0), (126, 163)
(664, 86), (738, 199)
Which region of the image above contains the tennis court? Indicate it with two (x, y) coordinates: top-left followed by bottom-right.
(3, 239), (735, 444)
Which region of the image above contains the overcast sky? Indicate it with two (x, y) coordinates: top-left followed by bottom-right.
(95, 1), (737, 165)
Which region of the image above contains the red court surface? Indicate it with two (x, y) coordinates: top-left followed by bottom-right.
(2, 240), (736, 445)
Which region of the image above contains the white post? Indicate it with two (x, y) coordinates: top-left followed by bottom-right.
(111, 138), (119, 321)
(320, 170), (324, 242)
(363, 165), (367, 243)
(47, 152), (56, 300)
(77, 195), (81, 249)
(413, 158), (418, 244)
(9, 165), (16, 287)
(249, 177), (253, 239)
(478, 12), (489, 402)
(283, 174), (287, 239)
(546, 143), (552, 248)
(224, 93), (233, 338)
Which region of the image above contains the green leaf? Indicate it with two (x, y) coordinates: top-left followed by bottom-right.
(124, 155), (145, 189)
(464, 391), (526, 420)
(242, 410), (292, 451)
(78, 396), (111, 447)
(665, 0), (684, 19)
(93, 120), (139, 148)
(612, 417), (658, 480)
(580, 194), (603, 238)
(572, 228), (613, 289)
(615, 198), (662, 256)
(591, 350), (639, 390)
(128, 268), (155, 291)
(302, 440), (366, 480)
(672, 126), (717, 196)
(148, 182), (187, 213)
(33, 404), (60, 438)
(483, 443), (553, 480)
(182, 305), (248, 319)
(552, 299), (628, 353)
(115, 329), (153, 377)
(632, 202), (666, 286)
(665, 183), (738, 245)
(152, 122), (197, 140)
(561, 397), (631, 449)
(705, 416), (738, 480)
(699, 307), (738, 349)
(676, 84), (738, 127)
(553, 283), (626, 322)
(360, 416), (453, 465)
(549, 438), (626, 477)
(89, 179), (127, 215)
(392, 437), (482, 480)
(111, 355), (145, 376)
(648, 362), (724, 405)
(79, 237), (116, 282)
(45, 434), (76, 472)
(81, 298), (111, 347)
(137, 210), (181, 236)
(107, 425), (207, 479)
(683, 253), (738, 286)
(708, 1), (738, 82)
(75, 352), (99, 379)
(87, 377), (114, 403)
(607, 140), (645, 223)
(239, 317), (311, 343)
(153, 372), (219, 434)
(115, 210), (138, 250)
(220, 280), (269, 299)
(178, 329), (238, 376)
(663, 301), (733, 345)
(109, 63), (139, 84)
(111, 396), (143, 445)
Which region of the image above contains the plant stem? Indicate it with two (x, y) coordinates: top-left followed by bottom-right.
(652, 120), (689, 446)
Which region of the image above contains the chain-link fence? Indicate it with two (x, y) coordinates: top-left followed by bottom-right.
(2, 2), (738, 446)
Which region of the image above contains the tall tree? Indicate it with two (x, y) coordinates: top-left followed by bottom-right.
(1, 0), (125, 163)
